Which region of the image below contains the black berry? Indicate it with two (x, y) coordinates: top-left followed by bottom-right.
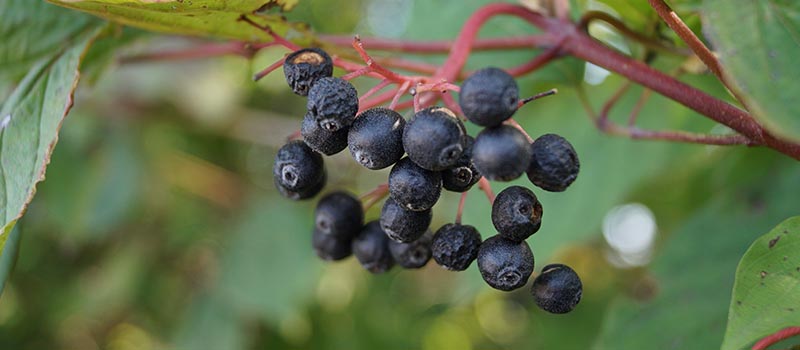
(432, 223), (482, 271)
(312, 228), (351, 261)
(273, 140), (325, 193)
(301, 111), (349, 155)
(403, 107), (466, 171)
(283, 48), (334, 96)
(315, 191), (364, 239)
(380, 197), (432, 243)
(388, 157), (442, 211)
(527, 134), (580, 192)
(348, 107), (406, 170)
(459, 67), (519, 127)
(307, 77), (359, 133)
(531, 264), (582, 314)
(442, 135), (481, 192)
(352, 221), (395, 273)
(273, 170), (325, 200)
(388, 230), (433, 269)
(491, 186), (543, 242)
(477, 235), (534, 291)
(472, 124), (531, 181)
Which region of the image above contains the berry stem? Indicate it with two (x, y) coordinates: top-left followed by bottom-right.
(518, 88), (559, 108)
(319, 35), (553, 53)
(505, 118), (534, 143)
(455, 192), (468, 224)
(360, 183), (390, 211)
(505, 42), (564, 77)
(389, 81), (411, 111)
(752, 326), (800, 350)
(253, 56), (286, 81)
(358, 79), (393, 104)
(238, 15), (300, 51)
(352, 36), (416, 84)
(478, 178), (496, 204)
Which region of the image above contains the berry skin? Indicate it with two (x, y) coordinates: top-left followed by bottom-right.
(491, 186), (543, 242)
(531, 264), (583, 314)
(273, 170), (325, 200)
(402, 107), (466, 171)
(388, 230), (433, 269)
(273, 140), (325, 193)
(477, 235), (534, 291)
(301, 112), (349, 155)
(352, 221), (395, 273)
(527, 134), (580, 192)
(307, 77), (359, 133)
(312, 228), (351, 261)
(442, 135), (482, 192)
(458, 67), (519, 127)
(283, 48), (334, 96)
(315, 191), (364, 239)
(348, 107), (406, 170)
(431, 223), (482, 271)
(472, 124), (532, 181)
(388, 157), (442, 211)
(380, 197), (432, 243)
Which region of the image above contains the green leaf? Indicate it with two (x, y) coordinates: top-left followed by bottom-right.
(0, 225), (21, 296)
(702, 0), (800, 142)
(48, 0), (311, 42)
(0, 25), (103, 260)
(722, 216), (800, 350)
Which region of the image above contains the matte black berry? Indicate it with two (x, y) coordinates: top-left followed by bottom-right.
(472, 124), (531, 181)
(273, 169), (325, 200)
(380, 197), (432, 243)
(527, 134), (580, 192)
(459, 67), (519, 127)
(388, 230), (433, 269)
(348, 107), (406, 170)
(307, 77), (359, 132)
(283, 48), (334, 96)
(531, 264), (583, 314)
(273, 140), (324, 193)
(352, 221), (395, 273)
(477, 235), (534, 291)
(301, 112), (348, 155)
(442, 135), (481, 192)
(315, 191), (364, 239)
(492, 186), (543, 242)
(403, 107), (466, 171)
(388, 157), (442, 211)
(312, 228), (351, 261)
(432, 223), (482, 271)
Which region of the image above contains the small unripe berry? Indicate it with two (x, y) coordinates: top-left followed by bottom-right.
(283, 48), (334, 96)
(527, 134), (580, 192)
(472, 124), (532, 181)
(459, 67), (519, 127)
(477, 235), (534, 291)
(531, 264), (583, 314)
(403, 106), (466, 171)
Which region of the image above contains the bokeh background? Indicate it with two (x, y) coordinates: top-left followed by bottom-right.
(1, 0), (798, 349)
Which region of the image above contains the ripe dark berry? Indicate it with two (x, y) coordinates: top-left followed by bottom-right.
(352, 221), (395, 273)
(472, 124), (531, 181)
(301, 112), (348, 155)
(527, 134), (580, 192)
(491, 186), (543, 242)
(307, 77), (359, 133)
(380, 197), (432, 243)
(477, 235), (534, 291)
(402, 107), (466, 171)
(388, 230), (433, 269)
(315, 191), (364, 239)
(431, 223), (482, 271)
(442, 135), (481, 192)
(531, 264), (583, 314)
(283, 48), (334, 96)
(312, 228), (351, 261)
(388, 157), (442, 211)
(273, 170), (325, 200)
(459, 67), (519, 127)
(348, 107), (406, 170)
(273, 140), (325, 193)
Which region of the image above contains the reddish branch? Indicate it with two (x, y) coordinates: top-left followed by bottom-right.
(752, 326), (800, 350)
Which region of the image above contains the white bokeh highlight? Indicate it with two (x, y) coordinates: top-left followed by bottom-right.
(602, 203), (657, 268)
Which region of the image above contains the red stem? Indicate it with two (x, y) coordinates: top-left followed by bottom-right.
(320, 35), (553, 53)
(455, 192), (468, 224)
(752, 326), (800, 350)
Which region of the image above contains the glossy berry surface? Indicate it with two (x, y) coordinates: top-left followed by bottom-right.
(431, 223), (482, 271)
(527, 134), (580, 192)
(491, 186), (543, 242)
(472, 124), (532, 181)
(380, 197), (432, 243)
(352, 221), (395, 273)
(458, 67), (519, 127)
(348, 107), (406, 170)
(388, 230), (433, 269)
(283, 48), (334, 96)
(402, 107), (466, 171)
(388, 157), (442, 211)
(477, 235), (534, 291)
(273, 140), (325, 193)
(312, 228), (351, 261)
(315, 191), (364, 239)
(531, 264), (583, 314)
(301, 112), (349, 155)
(442, 135), (481, 192)
(307, 77), (359, 133)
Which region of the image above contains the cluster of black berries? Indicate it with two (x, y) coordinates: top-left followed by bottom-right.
(272, 48), (582, 314)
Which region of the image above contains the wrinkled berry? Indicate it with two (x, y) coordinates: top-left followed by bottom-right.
(352, 221), (395, 273)
(348, 107), (406, 170)
(531, 264), (582, 314)
(527, 134), (579, 192)
(301, 112), (349, 155)
(312, 228), (351, 261)
(442, 135), (481, 192)
(380, 197), (432, 243)
(388, 157), (442, 211)
(432, 223), (482, 271)
(307, 77), (359, 133)
(492, 186), (543, 242)
(403, 107), (466, 171)
(477, 235), (534, 291)
(273, 140), (325, 193)
(315, 191), (364, 239)
(283, 48), (334, 96)
(472, 124), (531, 181)
(459, 67), (519, 127)
(388, 230), (433, 269)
